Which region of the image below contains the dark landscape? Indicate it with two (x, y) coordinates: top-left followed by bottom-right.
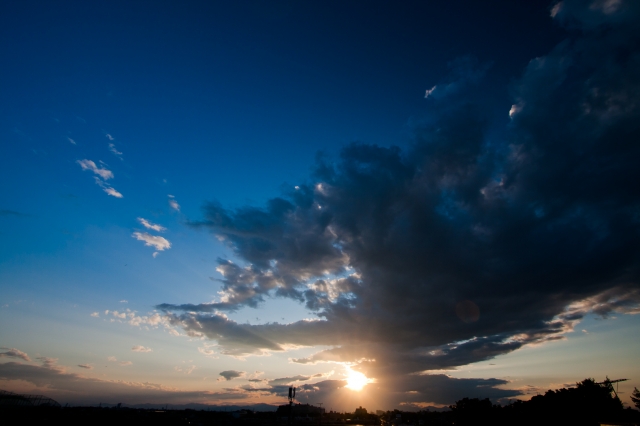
(4, 379), (640, 426)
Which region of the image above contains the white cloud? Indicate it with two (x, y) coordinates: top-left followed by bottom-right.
(107, 356), (117, 362)
(132, 345), (152, 353)
(106, 134), (114, 141)
(68, 137), (76, 145)
(77, 159), (113, 180)
(137, 217), (166, 232)
(109, 143), (123, 157)
(168, 195), (180, 211)
(90, 312), (99, 318)
(509, 103), (523, 118)
(132, 232), (171, 252)
(119, 361), (133, 366)
(119, 300), (128, 304)
(424, 85), (437, 98)
(77, 160), (123, 198)
(101, 185), (123, 198)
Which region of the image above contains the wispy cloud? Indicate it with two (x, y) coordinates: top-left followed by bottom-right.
(76, 160), (123, 198)
(109, 143), (123, 159)
(67, 137), (76, 145)
(168, 195), (180, 211)
(78, 364), (93, 369)
(37, 357), (59, 369)
(90, 312), (99, 317)
(137, 217), (167, 232)
(119, 361), (133, 366)
(132, 345), (152, 353)
(77, 159), (113, 180)
(132, 232), (171, 253)
(0, 347), (31, 362)
(106, 133), (114, 141)
(101, 185), (124, 198)
(175, 365), (197, 375)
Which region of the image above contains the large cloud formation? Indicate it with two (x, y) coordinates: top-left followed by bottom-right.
(159, 0), (640, 406)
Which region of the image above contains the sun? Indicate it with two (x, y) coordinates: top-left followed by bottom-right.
(345, 368), (370, 391)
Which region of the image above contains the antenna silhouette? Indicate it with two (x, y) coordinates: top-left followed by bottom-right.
(288, 386), (296, 426)
(596, 377), (628, 399)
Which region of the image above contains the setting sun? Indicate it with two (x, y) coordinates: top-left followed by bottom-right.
(346, 368), (370, 391)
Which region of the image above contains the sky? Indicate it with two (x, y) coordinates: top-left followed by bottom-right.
(1, 0), (640, 411)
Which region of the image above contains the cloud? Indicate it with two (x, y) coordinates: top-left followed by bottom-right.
(198, 347), (217, 357)
(137, 218), (167, 232)
(158, 0), (640, 407)
(106, 133), (114, 141)
(37, 357), (59, 369)
(119, 361), (133, 366)
(132, 232), (171, 252)
(268, 375), (312, 386)
(107, 356), (117, 362)
(93, 176), (123, 198)
(109, 143), (123, 158)
(77, 159), (113, 180)
(175, 365), (197, 375)
(119, 300), (128, 304)
(67, 137), (76, 145)
(90, 312), (99, 317)
(168, 195), (180, 211)
(132, 345), (152, 353)
(77, 160), (123, 197)
(0, 361), (251, 405)
(77, 364), (93, 369)
(218, 370), (245, 381)
(0, 348), (31, 362)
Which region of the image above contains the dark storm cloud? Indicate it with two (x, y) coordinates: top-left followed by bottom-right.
(159, 0), (640, 405)
(219, 370), (246, 381)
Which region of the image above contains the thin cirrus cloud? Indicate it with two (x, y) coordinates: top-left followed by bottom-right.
(158, 1), (640, 407)
(77, 364), (93, 370)
(77, 159), (123, 198)
(77, 159), (113, 180)
(108, 143), (123, 158)
(137, 217), (166, 232)
(132, 345), (152, 353)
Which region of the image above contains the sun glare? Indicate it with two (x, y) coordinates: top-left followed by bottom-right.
(345, 368), (370, 391)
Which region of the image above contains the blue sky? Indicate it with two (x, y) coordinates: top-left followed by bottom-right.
(1, 0), (640, 410)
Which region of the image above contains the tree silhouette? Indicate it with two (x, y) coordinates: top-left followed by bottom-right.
(632, 387), (640, 410)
